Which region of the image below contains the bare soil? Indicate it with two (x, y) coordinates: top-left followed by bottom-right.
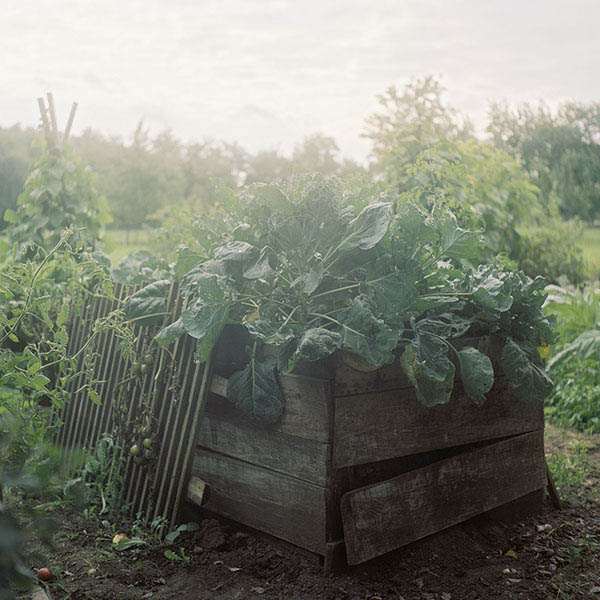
(20, 424), (600, 600)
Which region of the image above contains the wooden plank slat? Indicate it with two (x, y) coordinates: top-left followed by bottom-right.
(197, 413), (330, 485)
(191, 448), (328, 554)
(341, 430), (546, 565)
(333, 378), (543, 468)
(206, 374), (331, 443)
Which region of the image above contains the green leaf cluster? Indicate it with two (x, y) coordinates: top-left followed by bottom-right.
(126, 176), (555, 422)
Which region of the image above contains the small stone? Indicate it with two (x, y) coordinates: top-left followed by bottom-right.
(193, 545), (203, 554)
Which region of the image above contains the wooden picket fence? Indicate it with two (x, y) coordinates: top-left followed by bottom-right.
(55, 282), (209, 527)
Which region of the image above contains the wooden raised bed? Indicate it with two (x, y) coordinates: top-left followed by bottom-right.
(187, 330), (546, 569)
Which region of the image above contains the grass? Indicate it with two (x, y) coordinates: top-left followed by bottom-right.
(581, 227), (600, 280)
(103, 228), (153, 264)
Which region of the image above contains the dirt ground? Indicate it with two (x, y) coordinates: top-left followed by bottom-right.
(20, 423), (600, 600)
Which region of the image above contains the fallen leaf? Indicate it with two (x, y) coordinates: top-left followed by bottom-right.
(508, 578), (522, 583)
(503, 568), (511, 574)
(536, 524), (553, 533)
(228, 567), (241, 572)
(213, 560), (224, 566)
(505, 550), (517, 559)
(590, 586), (600, 594)
(251, 587), (265, 594)
(441, 594), (451, 600)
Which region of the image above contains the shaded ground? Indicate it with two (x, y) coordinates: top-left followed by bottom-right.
(19, 423), (600, 600)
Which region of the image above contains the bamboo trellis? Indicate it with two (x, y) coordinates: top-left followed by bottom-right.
(55, 282), (210, 527)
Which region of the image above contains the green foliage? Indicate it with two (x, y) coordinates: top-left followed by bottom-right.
(364, 75), (472, 183)
(546, 442), (591, 498)
(544, 283), (600, 433)
(546, 360), (600, 433)
(365, 78), (586, 284)
(488, 100), (600, 223)
(3, 145), (111, 258)
(0, 126), (39, 231)
(126, 176), (555, 422)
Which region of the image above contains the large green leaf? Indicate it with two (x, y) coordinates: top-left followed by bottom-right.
(226, 358), (284, 424)
(400, 346), (455, 407)
(412, 328), (451, 382)
(182, 300), (229, 363)
(338, 295), (399, 368)
(501, 337), (553, 403)
(123, 280), (171, 326)
(472, 273), (513, 312)
(292, 327), (342, 364)
(340, 202), (391, 251)
(438, 211), (481, 259)
(214, 241), (255, 262)
(458, 346), (494, 405)
(243, 318), (295, 346)
(155, 317), (186, 346)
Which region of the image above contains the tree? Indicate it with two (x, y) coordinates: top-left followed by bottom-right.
(0, 126), (40, 229)
(364, 75), (472, 186)
(487, 101), (600, 222)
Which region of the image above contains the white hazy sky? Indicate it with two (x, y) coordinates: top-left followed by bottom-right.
(2, 0), (599, 162)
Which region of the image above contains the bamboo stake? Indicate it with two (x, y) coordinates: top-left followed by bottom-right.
(64, 102), (78, 141)
(37, 97), (53, 146)
(46, 92), (58, 140)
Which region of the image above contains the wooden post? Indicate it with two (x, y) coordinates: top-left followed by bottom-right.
(46, 92), (59, 140)
(37, 97), (53, 146)
(64, 102), (78, 141)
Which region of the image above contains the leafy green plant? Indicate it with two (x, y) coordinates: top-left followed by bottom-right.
(546, 442), (591, 498)
(164, 547), (191, 565)
(125, 176), (555, 423)
(544, 283), (600, 433)
(3, 144), (111, 259)
(546, 360), (600, 433)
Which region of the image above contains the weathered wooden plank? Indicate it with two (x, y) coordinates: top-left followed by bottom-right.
(191, 448), (328, 554)
(197, 412), (330, 485)
(333, 378), (543, 468)
(206, 374), (332, 443)
(341, 430), (546, 565)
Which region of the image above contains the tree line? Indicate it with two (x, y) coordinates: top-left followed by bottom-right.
(1, 76), (599, 234)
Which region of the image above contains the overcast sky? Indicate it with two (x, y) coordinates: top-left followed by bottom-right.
(2, 0), (599, 162)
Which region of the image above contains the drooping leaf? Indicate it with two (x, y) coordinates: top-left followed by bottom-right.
(412, 328), (451, 382)
(182, 300), (229, 363)
(243, 318), (295, 346)
(338, 295), (399, 368)
(501, 337), (553, 403)
(458, 346), (494, 405)
(155, 317), (186, 346)
(277, 338), (299, 374)
(400, 345), (455, 407)
(292, 327), (342, 364)
(123, 280), (171, 326)
(226, 358), (284, 424)
(214, 241), (255, 263)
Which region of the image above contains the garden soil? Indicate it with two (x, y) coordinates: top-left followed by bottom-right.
(20, 424), (600, 600)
